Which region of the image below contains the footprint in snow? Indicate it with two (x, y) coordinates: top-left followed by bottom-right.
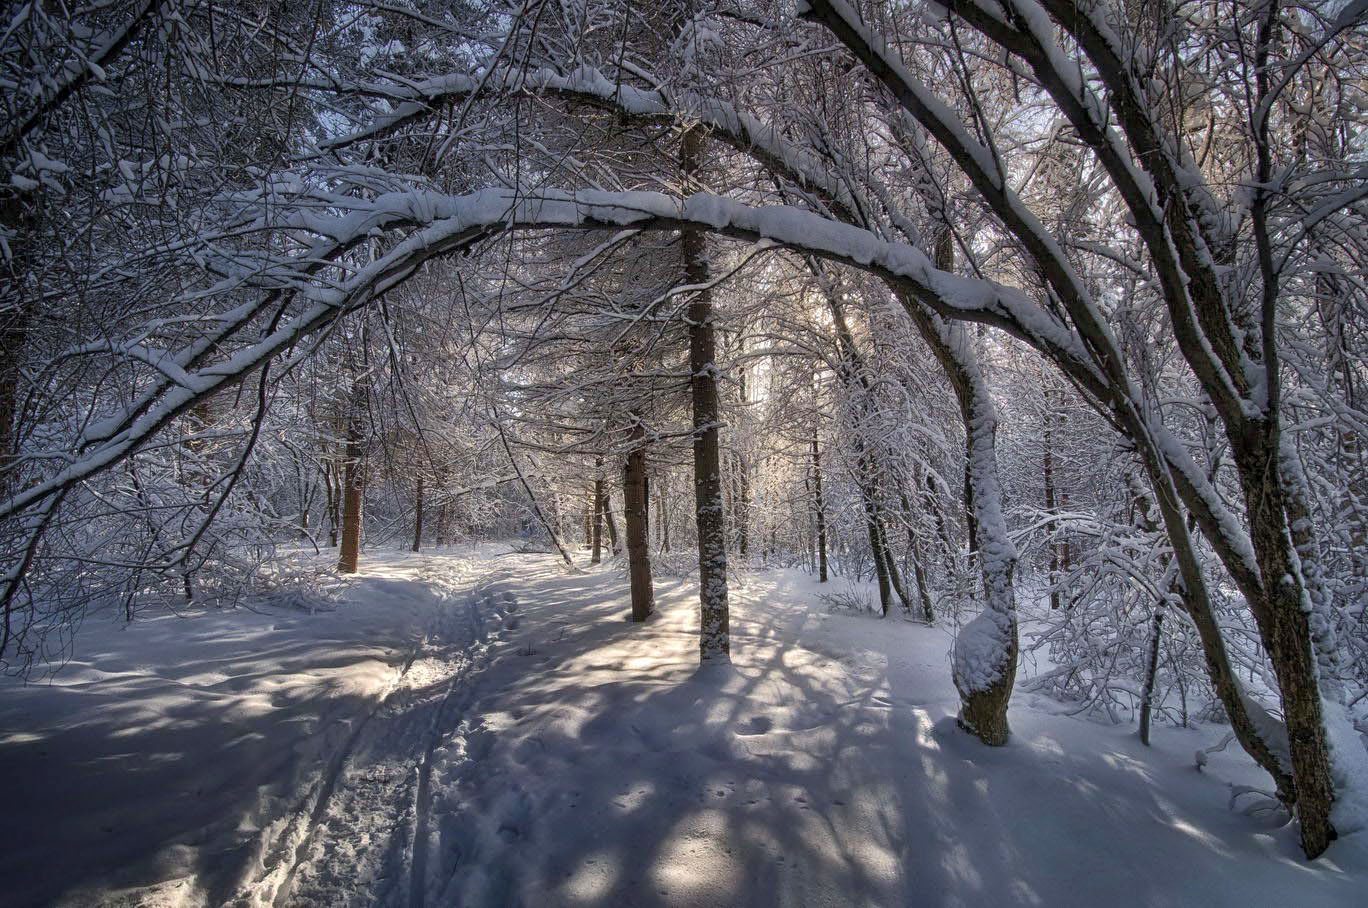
(735, 716), (773, 736)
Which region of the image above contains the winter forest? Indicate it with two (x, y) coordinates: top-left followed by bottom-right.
(2, 0), (1368, 905)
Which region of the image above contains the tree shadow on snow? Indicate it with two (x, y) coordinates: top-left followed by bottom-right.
(416, 563), (1362, 908)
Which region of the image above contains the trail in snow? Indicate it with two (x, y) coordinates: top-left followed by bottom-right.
(0, 548), (506, 908)
(3, 548), (1367, 907)
(232, 567), (517, 908)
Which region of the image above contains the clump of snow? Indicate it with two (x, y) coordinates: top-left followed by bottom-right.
(1325, 699), (1368, 835)
(952, 607), (1011, 693)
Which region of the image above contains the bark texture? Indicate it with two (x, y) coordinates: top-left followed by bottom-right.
(812, 430), (828, 583)
(682, 126), (729, 663)
(337, 381), (366, 575)
(623, 427), (655, 622)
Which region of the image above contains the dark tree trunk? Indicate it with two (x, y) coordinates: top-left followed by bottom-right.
(900, 491), (936, 623)
(924, 471), (955, 563)
(682, 126), (729, 663)
(591, 471), (605, 565)
(495, 416), (574, 567)
(863, 490), (893, 615)
(0, 192), (34, 499)
(879, 508), (915, 615)
(812, 430), (828, 583)
(734, 452), (751, 558)
(623, 423), (654, 622)
(337, 383), (366, 574)
(0, 304), (26, 498)
(659, 476), (672, 553)
(963, 457), (979, 560)
(1233, 428), (1338, 857)
(602, 489), (621, 555)
(817, 272), (904, 613)
(412, 475), (424, 553)
(1130, 445), (1297, 805)
(1139, 607), (1163, 746)
(324, 463), (340, 547)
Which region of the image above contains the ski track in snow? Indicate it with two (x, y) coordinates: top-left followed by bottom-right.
(231, 562), (516, 908)
(3, 547), (1367, 907)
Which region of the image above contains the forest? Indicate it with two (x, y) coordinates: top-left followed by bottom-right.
(2, 0), (1367, 905)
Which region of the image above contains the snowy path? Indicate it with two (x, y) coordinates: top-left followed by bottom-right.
(3, 549), (1366, 906)
(0, 549), (511, 908)
(233, 568), (517, 908)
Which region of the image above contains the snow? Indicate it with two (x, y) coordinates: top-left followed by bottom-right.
(3, 549), (1366, 907)
(952, 607), (1012, 692)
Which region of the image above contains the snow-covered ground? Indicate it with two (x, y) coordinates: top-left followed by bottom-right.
(2, 547), (1364, 907)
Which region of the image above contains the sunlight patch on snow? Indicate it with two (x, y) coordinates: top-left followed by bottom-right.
(560, 850), (621, 903)
(1031, 734), (1065, 759)
(650, 810), (742, 898)
(1098, 750), (1156, 784)
(913, 709), (941, 751)
(938, 840), (985, 891)
(1007, 879), (1045, 906)
(1168, 818), (1234, 858)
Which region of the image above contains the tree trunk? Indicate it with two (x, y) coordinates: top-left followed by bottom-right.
(910, 230), (1017, 746)
(324, 463), (340, 547)
(412, 474), (425, 553)
(879, 509), (915, 614)
(1133, 440), (1297, 805)
(1234, 430), (1338, 857)
(495, 416), (574, 568)
(863, 489), (893, 615)
(0, 308), (26, 497)
(900, 491), (936, 624)
(735, 451), (750, 558)
(947, 373), (1017, 746)
(815, 269), (905, 613)
(602, 489), (621, 555)
(623, 423), (654, 622)
(337, 381), (366, 574)
(0, 192), (34, 499)
(591, 472), (605, 565)
(924, 471), (955, 564)
(1139, 606), (1163, 746)
(682, 125), (729, 663)
(963, 457), (979, 560)
(812, 430), (828, 583)
(660, 476), (672, 554)
(1058, 480), (1072, 607)
(1043, 405), (1061, 610)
